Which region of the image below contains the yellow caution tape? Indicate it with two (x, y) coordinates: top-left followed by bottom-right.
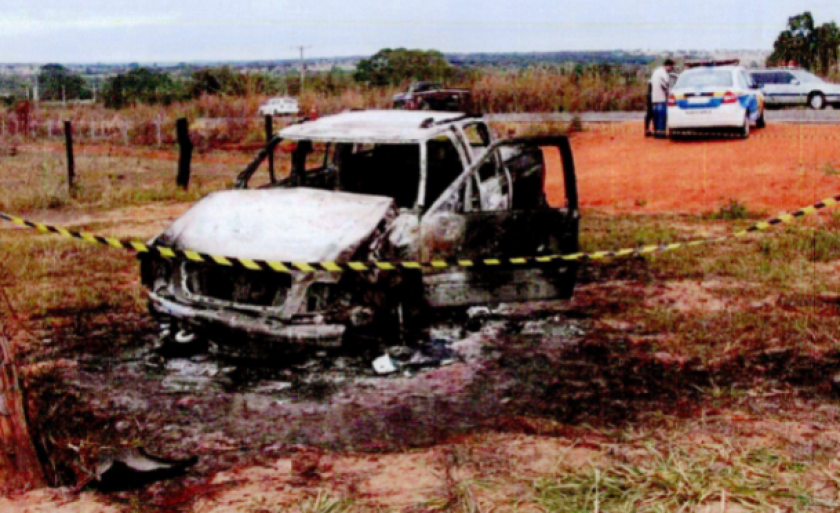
(2, 193), (839, 272)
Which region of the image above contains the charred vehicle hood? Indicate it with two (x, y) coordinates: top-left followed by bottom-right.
(154, 188), (397, 262)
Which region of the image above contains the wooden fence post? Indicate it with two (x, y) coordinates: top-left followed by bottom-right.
(0, 330), (46, 492)
(265, 115), (275, 183)
(64, 121), (75, 190)
(176, 118), (193, 189)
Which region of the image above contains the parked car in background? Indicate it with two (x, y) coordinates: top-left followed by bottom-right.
(749, 68), (840, 110)
(258, 96), (299, 116)
(392, 81), (472, 111)
(667, 65), (765, 139)
(141, 110), (580, 358)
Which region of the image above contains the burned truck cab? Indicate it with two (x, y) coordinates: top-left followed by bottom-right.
(141, 110), (579, 358)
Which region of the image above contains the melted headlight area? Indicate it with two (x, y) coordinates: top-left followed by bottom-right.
(142, 254), (390, 328)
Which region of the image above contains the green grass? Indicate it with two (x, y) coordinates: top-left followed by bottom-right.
(531, 444), (828, 512)
(706, 198), (755, 220)
(246, 492), (351, 513)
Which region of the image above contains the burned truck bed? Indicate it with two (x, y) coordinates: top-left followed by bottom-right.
(141, 110), (579, 359)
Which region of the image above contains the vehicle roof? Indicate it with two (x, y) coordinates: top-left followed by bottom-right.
(680, 65), (744, 74)
(277, 110), (469, 143)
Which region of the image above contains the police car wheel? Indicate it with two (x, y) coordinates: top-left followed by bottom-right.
(809, 93), (826, 110)
(740, 115), (750, 139)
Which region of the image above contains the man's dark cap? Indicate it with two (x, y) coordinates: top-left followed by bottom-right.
(664, 59), (675, 66)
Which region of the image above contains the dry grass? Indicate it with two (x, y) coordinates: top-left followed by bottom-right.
(0, 68), (644, 150)
(470, 68), (645, 113)
(0, 143), (248, 214)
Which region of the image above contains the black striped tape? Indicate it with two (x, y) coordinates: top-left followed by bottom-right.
(2, 195), (839, 272)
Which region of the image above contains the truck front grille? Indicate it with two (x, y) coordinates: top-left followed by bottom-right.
(183, 263), (291, 307)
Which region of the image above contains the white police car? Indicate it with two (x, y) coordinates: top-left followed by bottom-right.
(667, 65), (765, 139)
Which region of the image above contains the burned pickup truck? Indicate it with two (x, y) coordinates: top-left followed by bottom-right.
(141, 110), (579, 357)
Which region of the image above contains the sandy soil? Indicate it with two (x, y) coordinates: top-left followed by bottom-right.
(546, 122), (840, 214)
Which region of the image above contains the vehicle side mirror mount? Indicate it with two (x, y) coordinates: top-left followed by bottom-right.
(791, 79), (800, 85)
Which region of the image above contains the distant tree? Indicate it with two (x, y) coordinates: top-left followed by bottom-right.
(187, 66), (248, 97)
(353, 48), (455, 86)
(769, 12), (840, 73)
(0, 74), (27, 105)
(37, 64), (91, 101)
(101, 67), (183, 109)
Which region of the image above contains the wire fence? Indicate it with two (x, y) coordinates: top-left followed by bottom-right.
(0, 115), (288, 147)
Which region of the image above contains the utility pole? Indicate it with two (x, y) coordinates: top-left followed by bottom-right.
(291, 45), (312, 93)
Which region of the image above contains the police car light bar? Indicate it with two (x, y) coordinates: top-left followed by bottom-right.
(684, 59), (741, 68)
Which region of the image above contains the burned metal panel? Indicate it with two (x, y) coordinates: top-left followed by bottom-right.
(424, 268), (572, 307)
(154, 188), (397, 263)
(277, 110), (467, 144)
(419, 209), (578, 307)
(150, 293), (347, 351)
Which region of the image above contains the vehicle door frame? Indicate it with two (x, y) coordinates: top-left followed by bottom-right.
(739, 70), (760, 121)
(454, 121), (512, 211)
(418, 136), (580, 307)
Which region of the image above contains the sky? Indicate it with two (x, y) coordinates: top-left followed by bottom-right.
(1, 0), (839, 64)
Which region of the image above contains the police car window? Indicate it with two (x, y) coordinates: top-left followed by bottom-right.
(782, 72), (797, 84)
(675, 70), (733, 88)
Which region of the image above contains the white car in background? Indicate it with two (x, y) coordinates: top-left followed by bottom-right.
(667, 65), (765, 139)
(258, 97), (299, 116)
(749, 68), (840, 110)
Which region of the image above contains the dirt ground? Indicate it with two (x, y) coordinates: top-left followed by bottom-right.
(4, 121), (840, 511)
(548, 122), (840, 214)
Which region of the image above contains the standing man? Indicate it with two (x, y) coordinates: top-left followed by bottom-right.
(650, 59), (675, 139)
(644, 81), (653, 137)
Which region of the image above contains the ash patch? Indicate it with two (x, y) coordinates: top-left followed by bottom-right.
(62, 306), (586, 456)
(28, 302), (588, 513)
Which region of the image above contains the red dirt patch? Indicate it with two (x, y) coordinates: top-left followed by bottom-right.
(545, 122), (840, 214)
